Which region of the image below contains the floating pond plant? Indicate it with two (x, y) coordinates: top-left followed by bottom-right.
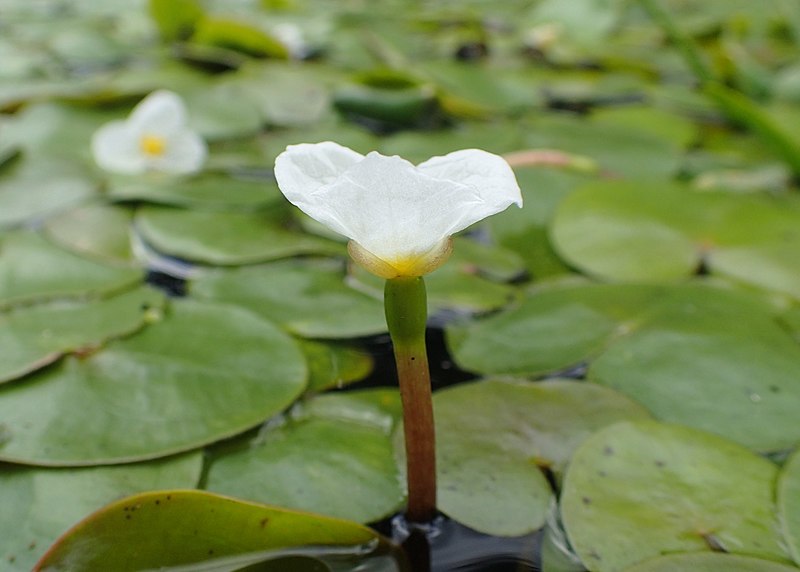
(1, 1), (800, 571)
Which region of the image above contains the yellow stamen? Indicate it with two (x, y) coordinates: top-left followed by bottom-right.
(140, 134), (166, 157)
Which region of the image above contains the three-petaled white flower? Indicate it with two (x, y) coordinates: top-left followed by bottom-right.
(91, 90), (207, 175)
(274, 142), (522, 278)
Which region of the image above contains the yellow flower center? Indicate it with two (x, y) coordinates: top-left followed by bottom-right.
(140, 134), (166, 157)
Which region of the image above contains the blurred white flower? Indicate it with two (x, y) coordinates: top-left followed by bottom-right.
(274, 142), (522, 278)
(272, 23), (310, 60)
(91, 90), (206, 175)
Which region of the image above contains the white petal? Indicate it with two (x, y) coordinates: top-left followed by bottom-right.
(417, 148), (522, 233)
(152, 130), (208, 175)
(128, 90), (188, 134)
(91, 121), (147, 174)
(274, 141), (365, 235)
(308, 152), (477, 263)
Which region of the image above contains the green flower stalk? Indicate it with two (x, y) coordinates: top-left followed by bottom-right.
(385, 276), (436, 521)
(274, 141), (522, 521)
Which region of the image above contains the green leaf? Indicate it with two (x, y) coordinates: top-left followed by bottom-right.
(1, 452), (202, 572)
(33, 490), (397, 572)
(0, 231), (143, 308)
(621, 553), (800, 572)
(429, 378), (650, 536)
(446, 281), (658, 376)
(0, 157), (97, 229)
(0, 285), (164, 384)
(0, 299), (307, 465)
(297, 339), (373, 393)
(550, 180), (800, 299)
(704, 82), (800, 180)
(233, 61), (333, 127)
(521, 114), (683, 180)
(588, 291), (800, 452)
(561, 420), (787, 572)
(43, 203), (137, 265)
(778, 447), (800, 565)
(184, 81), (264, 140)
(136, 206), (344, 266)
(448, 279), (800, 452)
(207, 390), (404, 524)
(107, 173), (279, 210)
(191, 17), (289, 59)
(149, 0), (204, 41)
(190, 259), (386, 338)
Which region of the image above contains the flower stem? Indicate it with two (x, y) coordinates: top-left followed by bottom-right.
(384, 276), (436, 523)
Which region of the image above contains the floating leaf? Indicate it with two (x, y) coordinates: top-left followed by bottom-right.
(191, 17), (289, 59)
(550, 180), (800, 299)
(43, 203), (137, 265)
(448, 279), (800, 452)
(135, 205), (344, 266)
(149, 0), (204, 41)
(621, 553), (800, 572)
(0, 158), (97, 229)
(0, 231), (143, 308)
(429, 378), (650, 536)
(0, 299), (307, 465)
(561, 420), (787, 572)
(521, 114), (682, 180)
(34, 490), (397, 572)
(108, 173), (279, 209)
(297, 339), (374, 393)
(778, 448), (800, 565)
(233, 61), (334, 127)
(1, 452), (202, 572)
(588, 291), (800, 452)
(446, 281), (658, 376)
(184, 80), (264, 140)
(0, 285), (164, 384)
(486, 166), (594, 278)
(190, 259), (386, 338)
(207, 390), (403, 523)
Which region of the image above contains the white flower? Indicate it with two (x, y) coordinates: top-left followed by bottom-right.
(274, 142), (522, 278)
(91, 90), (207, 175)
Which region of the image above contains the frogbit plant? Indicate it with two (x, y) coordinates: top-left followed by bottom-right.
(274, 141), (522, 522)
(91, 90), (207, 175)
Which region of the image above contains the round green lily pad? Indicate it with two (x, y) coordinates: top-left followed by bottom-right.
(1, 452), (202, 572)
(33, 489), (394, 572)
(0, 299), (307, 465)
(190, 259), (386, 338)
(0, 231), (143, 309)
(561, 420), (787, 572)
(588, 303), (800, 452)
(778, 447), (800, 564)
(0, 157), (97, 229)
(0, 285), (164, 384)
(521, 114), (683, 180)
(207, 390), (403, 524)
(107, 173), (280, 209)
(429, 378), (650, 536)
(620, 553), (800, 572)
(550, 180), (800, 299)
(135, 205), (344, 266)
(446, 281), (659, 376)
(184, 80), (264, 140)
(43, 203), (137, 265)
